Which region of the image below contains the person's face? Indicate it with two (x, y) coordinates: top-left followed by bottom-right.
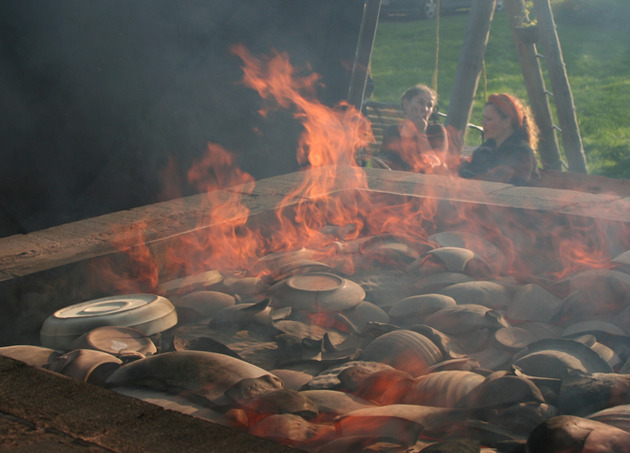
(482, 104), (513, 144)
(402, 92), (434, 124)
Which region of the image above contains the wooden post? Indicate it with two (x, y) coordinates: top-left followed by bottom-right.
(532, 0), (588, 173)
(347, 0), (382, 110)
(444, 0), (497, 147)
(504, 0), (562, 171)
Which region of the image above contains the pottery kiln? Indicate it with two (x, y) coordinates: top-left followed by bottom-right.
(2, 167), (630, 451)
(2, 167), (628, 346)
(3, 2), (630, 449)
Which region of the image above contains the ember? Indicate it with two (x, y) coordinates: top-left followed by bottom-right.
(2, 46), (630, 453)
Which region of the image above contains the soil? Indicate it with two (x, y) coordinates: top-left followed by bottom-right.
(0, 355), (299, 453)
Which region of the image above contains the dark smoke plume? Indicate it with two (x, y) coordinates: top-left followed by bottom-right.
(0, 0), (363, 236)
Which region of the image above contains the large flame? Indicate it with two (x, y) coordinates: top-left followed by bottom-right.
(94, 44), (625, 292)
(77, 42), (630, 453)
(232, 44), (373, 254)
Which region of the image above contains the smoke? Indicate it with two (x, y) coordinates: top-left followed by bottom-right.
(0, 0), (364, 236)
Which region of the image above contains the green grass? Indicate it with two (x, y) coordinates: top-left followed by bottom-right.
(370, 1), (630, 178)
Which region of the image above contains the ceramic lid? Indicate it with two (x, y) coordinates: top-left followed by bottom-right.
(40, 294), (177, 350)
(69, 326), (157, 357)
(268, 273), (365, 312)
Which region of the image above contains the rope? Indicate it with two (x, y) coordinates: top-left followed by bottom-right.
(482, 60), (488, 102)
(432, 0), (441, 93)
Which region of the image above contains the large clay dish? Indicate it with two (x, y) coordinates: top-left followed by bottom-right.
(40, 294), (177, 350)
(267, 273), (365, 313)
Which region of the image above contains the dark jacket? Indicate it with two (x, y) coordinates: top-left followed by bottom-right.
(458, 131), (539, 186)
(376, 122), (447, 172)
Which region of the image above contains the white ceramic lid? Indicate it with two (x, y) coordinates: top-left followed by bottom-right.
(40, 294), (177, 350)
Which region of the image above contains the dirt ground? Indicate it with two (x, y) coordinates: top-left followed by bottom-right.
(0, 355), (299, 453)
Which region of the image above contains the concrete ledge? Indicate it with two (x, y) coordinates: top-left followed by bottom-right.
(1, 168), (629, 452)
(362, 168), (630, 223)
(3, 169), (629, 279)
(0, 355), (298, 453)
(1, 168), (629, 345)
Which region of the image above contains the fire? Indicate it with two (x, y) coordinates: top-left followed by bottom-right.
(551, 216), (614, 279)
(48, 44), (630, 453)
(232, 44), (373, 256)
(94, 44), (381, 285)
(162, 142), (264, 276)
(187, 141), (255, 194)
(89, 221), (159, 294)
(94, 44), (627, 292)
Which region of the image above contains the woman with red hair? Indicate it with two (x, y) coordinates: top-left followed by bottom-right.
(459, 93), (540, 185)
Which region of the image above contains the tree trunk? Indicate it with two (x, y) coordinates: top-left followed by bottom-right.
(532, 0), (588, 173)
(444, 0), (497, 148)
(504, 0), (563, 171)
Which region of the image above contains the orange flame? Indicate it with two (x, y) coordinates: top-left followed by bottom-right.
(89, 221), (159, 294)
(550, 215), (614, 279)
(94, 44), (380, 285)
(93, 44), (627, 297)
(164, 142), (264, 276)
(232, 43), (375, 267)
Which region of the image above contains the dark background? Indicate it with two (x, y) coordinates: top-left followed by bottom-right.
(0, 0), (365, 236)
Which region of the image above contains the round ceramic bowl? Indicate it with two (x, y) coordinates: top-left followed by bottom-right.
(40, 294), (177, 350)
(46, 349), (122, 385)
(69, 326), (157, 357)
(0, 345), (59, 367)
(267, 272), (365, 313)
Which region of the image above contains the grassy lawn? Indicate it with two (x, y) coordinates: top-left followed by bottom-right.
(370, 1), (630, 178)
